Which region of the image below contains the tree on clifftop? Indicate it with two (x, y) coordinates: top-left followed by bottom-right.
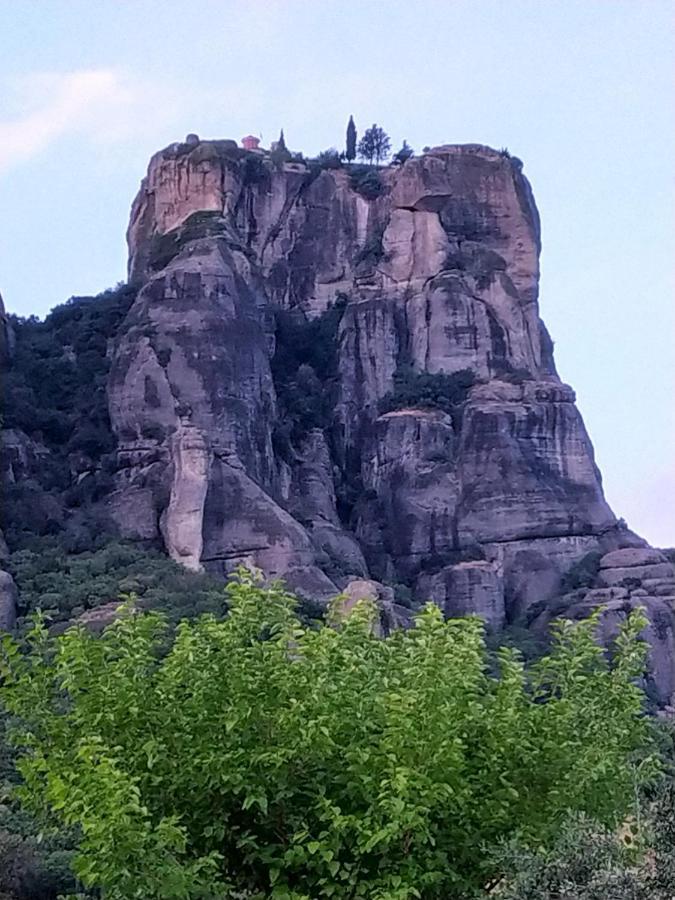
(393, 139), (414, 164)
(358, 123), (391, 165)
(346, 115), (357, 161)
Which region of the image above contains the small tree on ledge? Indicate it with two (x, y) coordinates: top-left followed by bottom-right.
(393, 139), (414, 164)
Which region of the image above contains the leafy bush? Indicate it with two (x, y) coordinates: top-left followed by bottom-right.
(148, 210), (227, 271)
(492, 359), (533, 383)
(315, 148), (342, 169)
(271, 298), (347, 442)
(0, 573), (652, 899)
(6, 538), (228, 626)
(393, 141), (414, 164)
(560, 551), (602, 593)
(495, 812), (642, 899)
(242, 152), (269, 186)
(354, 224), (387, 267)
(0, 826), (77, 900)
(379, 366), (475, 415)
(349, 165), (384, 200)
(2, 283), (136, 452)
(498, 774), (675, 900)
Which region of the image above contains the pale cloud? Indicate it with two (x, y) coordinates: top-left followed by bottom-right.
(0, 69), (180, 176)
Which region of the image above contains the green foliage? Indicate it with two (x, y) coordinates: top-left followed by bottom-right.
(560, 551), (602, 593)
(498, 773), (675, 900)
(0, 574), (652, 899)
(0, 710), (81, 899)
(492, 360), (533, 383)
(393, 141), (414, 164)
(349, 165), (384, 200)
(488, 624), (549, 664)
(148, 211), (228, 272)
(495, 812), (644, 899)
(354, 223), (387, 267)
(379, 366), (475, 416)
(315, 149), (342, 170)
(345, 115), (357, 162)
(270, 132), (292, 168)
(2, 283), (136, 450)
(6, 538), (228, 626)
(357, 124), (391, 165)
(0, 826), (77, 900)
(243, 152), (269, 186)
(271, 298), (347, 443)
(1, 284), (137, 551)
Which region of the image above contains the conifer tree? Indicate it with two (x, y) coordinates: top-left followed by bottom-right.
(346, 115), (357, 162)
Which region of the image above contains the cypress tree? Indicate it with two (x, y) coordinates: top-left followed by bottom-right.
(346, 115), (357, 162)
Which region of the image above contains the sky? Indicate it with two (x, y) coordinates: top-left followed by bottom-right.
(0, 0), (673, 546)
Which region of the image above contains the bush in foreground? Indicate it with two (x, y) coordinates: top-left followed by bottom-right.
(0, 572), (652, 899)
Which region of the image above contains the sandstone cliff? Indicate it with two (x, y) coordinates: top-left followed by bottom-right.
(3, 137), (670, 699)
(103, 135), (675, 703)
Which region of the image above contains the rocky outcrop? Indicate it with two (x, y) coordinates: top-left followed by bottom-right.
(0, 568), (17, 631)
(106, 135), (671, 693)
(530, 546), (675, 705)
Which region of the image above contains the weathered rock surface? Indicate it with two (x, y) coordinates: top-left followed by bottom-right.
(101, 136), (673, 694)
(416, 561), (505, 629)
(0, 568), (17, 631)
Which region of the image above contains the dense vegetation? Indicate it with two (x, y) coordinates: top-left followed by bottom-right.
(379, 366), (475, 416)
(497, 777), (675, 899)
(271, 298), (347, 448)
(0, 571), (655, 899)
(6, 538), (228, 628)
(2, 284), (136, 453)
(348, 166), (385, 200)
(1, 285), (137, 552)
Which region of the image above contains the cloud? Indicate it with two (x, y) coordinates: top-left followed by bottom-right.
(0, 69), (178, 176)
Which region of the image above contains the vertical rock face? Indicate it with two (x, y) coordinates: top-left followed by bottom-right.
(108, 136), (674, 696)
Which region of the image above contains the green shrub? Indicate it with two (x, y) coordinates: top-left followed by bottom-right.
(2, 283), (136, 454)
(0, 575), (652, 898)
(379, 366), (475, 415)
(354, 223), (387, 267)
(492, 360), (533, 383)
(242, 152), (269, 186)
(6, 537), (228, 626)
(315, 148), (342, 169)
(271, 297), (347, 441)
(560, 551), (602, 593)
(349, 165), (384, 200)
(148, 210), (227, 271)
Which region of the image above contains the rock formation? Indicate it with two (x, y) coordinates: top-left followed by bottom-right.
(107, 139), (675, 648)
(5, 136), (674, 699)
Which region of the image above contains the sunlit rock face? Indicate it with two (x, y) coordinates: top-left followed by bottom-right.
(109, 136), (674, 699)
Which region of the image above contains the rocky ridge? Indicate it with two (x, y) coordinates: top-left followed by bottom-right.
(103, 136), (675, 698)
(2, 137), (674, 701)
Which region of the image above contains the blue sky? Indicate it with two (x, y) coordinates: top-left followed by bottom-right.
(0, 0), (673, 546)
